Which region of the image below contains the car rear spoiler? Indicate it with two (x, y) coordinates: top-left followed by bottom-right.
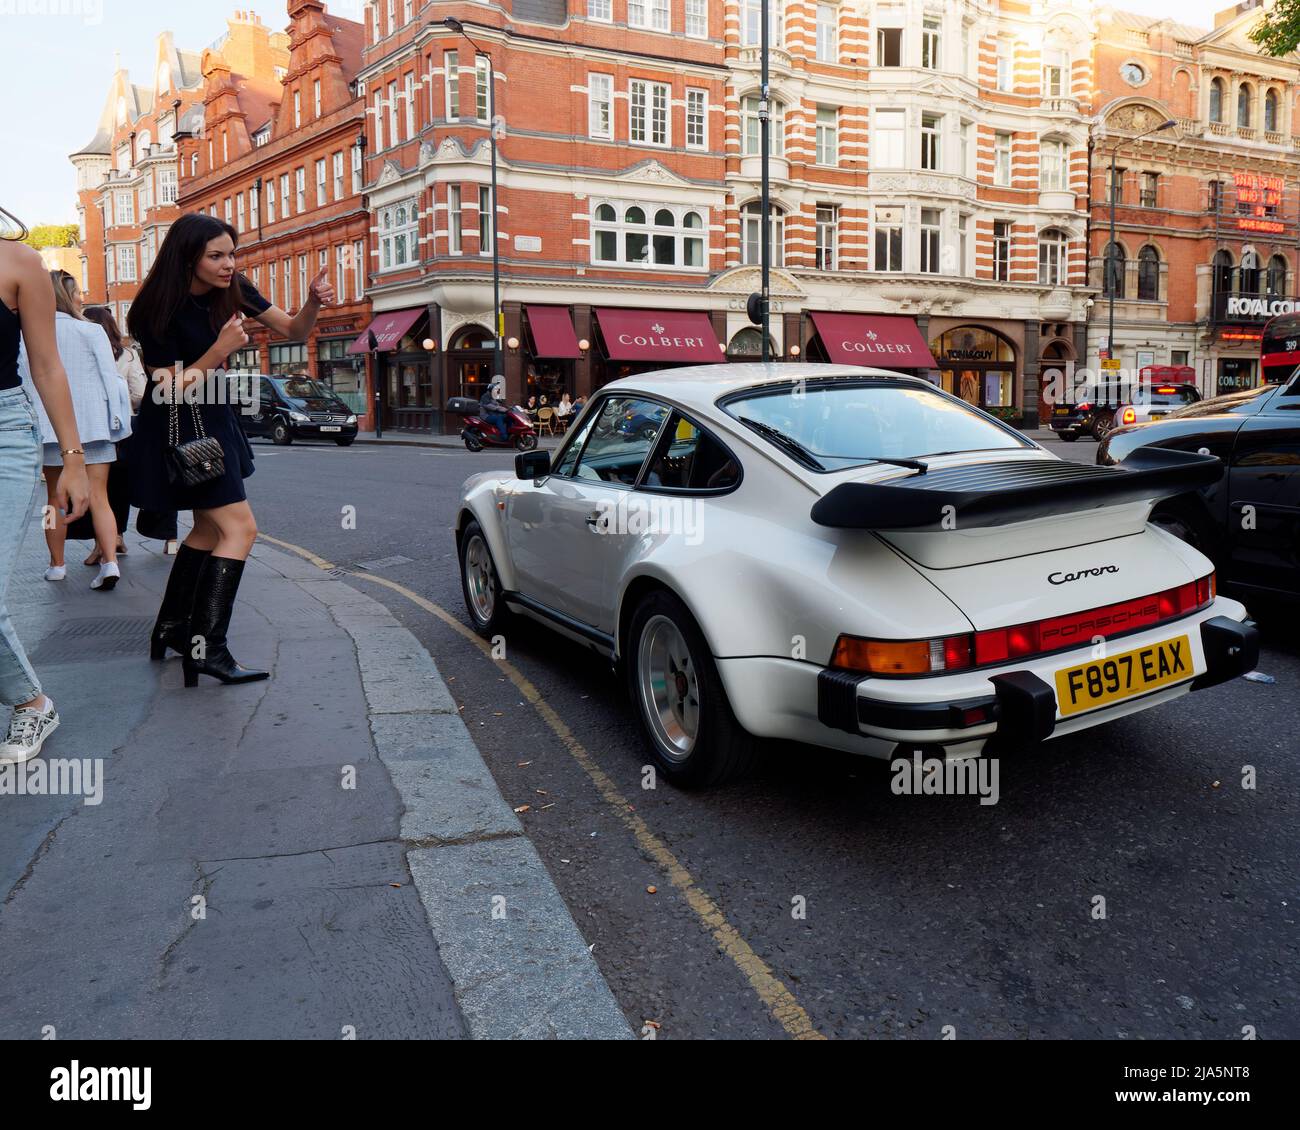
(810, 447), (1223, 531)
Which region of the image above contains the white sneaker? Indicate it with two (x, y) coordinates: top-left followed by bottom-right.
(0, 697), (60, 764)
(91, 561), (120, 591)
(44, 565), (66, 582)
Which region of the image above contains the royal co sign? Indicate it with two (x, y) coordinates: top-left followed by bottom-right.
(1226, 296), (1298, 319)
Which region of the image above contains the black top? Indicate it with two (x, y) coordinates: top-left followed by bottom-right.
(0, 300), (19, 391)
(135, 276), (270, 371)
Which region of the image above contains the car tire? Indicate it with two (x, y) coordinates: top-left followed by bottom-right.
(626, 590), (755, 788)
(1060, 432), (1078, 443)
(271, 420), (292, 445)
(335, 437), (355, 447)
(1090, 414), (1114, 441)
(459, 520), (510, 638)
(514, 432), (538, 451)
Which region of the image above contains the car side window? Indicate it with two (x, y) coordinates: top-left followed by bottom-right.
(640, 412), (740, 492)
(574, 398), (670, 486)
(550, 407), (600, 477)
(260, 378), (277, 409)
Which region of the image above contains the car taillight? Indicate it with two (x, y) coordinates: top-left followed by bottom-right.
(836, 576), (1216, 676)
(1077, 401), (1091, 412)
(1121, 406), (1137, 425)
(830, 634), (973, 675)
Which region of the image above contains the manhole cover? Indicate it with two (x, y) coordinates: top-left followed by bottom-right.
(29, 616), (154, 664)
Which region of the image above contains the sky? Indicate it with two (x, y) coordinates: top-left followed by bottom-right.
(0, 0), (1255, 228)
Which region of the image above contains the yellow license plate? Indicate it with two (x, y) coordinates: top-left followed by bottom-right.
(1054, 635), (1193, 717)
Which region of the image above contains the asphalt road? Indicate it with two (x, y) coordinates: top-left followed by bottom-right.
(243, 431), (1299, 1040)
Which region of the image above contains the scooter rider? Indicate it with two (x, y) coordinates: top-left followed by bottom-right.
(478, 377), (510, 440)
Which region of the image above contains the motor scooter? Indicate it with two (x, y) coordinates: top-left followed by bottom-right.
(446, 398), (538, 452)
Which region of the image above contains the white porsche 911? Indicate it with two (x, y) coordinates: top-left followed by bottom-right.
(455, 365), (1258, 787)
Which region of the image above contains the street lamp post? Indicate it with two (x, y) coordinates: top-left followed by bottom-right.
(1105, 118), (1176, 369)
(760, 0), (771, 363)
(444, 18), (504, 395)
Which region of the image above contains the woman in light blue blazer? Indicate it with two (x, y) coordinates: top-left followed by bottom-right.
(19, 272), (132, 591)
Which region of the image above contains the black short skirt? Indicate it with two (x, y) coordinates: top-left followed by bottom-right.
(128, 384), (255, 511)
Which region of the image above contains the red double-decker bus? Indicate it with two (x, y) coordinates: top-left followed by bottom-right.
(1261, 311), (1300, 385)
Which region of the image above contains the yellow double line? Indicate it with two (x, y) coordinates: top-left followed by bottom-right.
(259, 531), (825, 1040)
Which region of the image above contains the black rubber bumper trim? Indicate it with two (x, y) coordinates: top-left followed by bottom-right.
(987, 671), (1057, 750)
(1190, 616), (1260, 691)
(817, 668), (1000, 735)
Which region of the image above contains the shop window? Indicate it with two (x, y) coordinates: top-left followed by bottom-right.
(268, 342), (308, 375)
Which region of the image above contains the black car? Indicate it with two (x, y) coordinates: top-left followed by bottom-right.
(1098, 376), (1300, 601)
(239, 374), (359, 446)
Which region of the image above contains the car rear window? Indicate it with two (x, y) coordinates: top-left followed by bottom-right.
(722, 379), (1029, 472)
(641, 413), (740, 492)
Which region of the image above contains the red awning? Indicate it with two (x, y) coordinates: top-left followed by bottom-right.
(526, 305), (582, 359)
(347, 307), (426, 354)
(596, 308), (723, 364)
(810, 312), (937, 368)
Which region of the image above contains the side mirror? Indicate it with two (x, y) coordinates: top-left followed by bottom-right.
(516, 450), (551, 479)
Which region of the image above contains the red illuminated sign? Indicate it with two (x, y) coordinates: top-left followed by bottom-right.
(1233, 172), (1285, 233)
(1220, 331), (1263, 342)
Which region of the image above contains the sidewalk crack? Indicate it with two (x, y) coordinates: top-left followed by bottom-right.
(3, 809), (77, 906)
(156, 860), (216, 983)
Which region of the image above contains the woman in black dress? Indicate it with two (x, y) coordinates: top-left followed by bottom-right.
(127, 213), (335, 687)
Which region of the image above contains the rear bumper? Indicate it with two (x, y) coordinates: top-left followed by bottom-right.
(714, 599), (1255, 760)
(816, 608), (1257, 755)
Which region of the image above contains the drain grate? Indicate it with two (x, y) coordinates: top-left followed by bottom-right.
(29, 616), (154, 664)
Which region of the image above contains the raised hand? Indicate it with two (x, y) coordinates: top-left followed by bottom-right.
(308, 266), (335, 307)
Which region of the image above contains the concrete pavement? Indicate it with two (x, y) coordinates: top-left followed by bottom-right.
(0, 505), (630, 1040)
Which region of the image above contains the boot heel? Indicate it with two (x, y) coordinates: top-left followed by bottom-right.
(150, 637), (167, 661)
(183, 666), (199, 688)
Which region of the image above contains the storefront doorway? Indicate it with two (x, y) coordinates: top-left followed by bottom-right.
(930, 325), (1018, 414)
(1218, 358), (1258, 396)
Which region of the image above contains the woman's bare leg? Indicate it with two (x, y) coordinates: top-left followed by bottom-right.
(185, 510), (220, 553)
(87, 463), (117, 566)
(194, 501), (258, 561)
(43, 467), (65, 568)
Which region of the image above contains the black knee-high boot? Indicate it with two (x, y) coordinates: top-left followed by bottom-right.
(182, 556), (268, 687)
(150, 544), (210, 660)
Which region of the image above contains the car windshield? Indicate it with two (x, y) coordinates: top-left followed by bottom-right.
(1168, 384), (1276, 419)
(273, 377), (331, 401)
(722, 380), (1030, 472)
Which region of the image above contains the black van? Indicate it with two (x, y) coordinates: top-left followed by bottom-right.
(238, 374), (359, 446)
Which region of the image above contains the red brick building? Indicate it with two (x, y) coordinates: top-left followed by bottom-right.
(70, 34), (207, 325)
(178, 4), (374, 424)
(1088, 3), (1300, 396)
(355, 0), (729, 431)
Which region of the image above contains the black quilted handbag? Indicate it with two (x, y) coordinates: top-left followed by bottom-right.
(165, 396), (225, 488)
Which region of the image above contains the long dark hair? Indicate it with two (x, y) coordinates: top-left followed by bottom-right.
(83, 305), (125, 359)
(128, 212), (246, 344)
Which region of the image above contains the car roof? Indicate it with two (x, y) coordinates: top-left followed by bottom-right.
(596, 363), (932, 413)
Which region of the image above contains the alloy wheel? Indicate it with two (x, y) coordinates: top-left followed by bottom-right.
(638, 614), (700, 762)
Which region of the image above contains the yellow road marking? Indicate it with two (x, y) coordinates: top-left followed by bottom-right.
(260, 532), (826, 1041)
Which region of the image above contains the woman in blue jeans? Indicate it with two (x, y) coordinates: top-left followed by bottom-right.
(0, 209), (91, 763)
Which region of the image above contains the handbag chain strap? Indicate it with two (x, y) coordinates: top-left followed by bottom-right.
(166, 383), (210, 448)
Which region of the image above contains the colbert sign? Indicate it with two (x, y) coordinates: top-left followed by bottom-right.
(617, 322), (707, 351)
(809, 312), (938, 367)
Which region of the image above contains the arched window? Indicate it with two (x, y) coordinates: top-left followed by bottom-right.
(1209, 77), (1224, 123)
(591, 201), (706, 268)
(1038, 228), (1068, 286)
(1240, 250), (1261, 293)
(1212, 248), (1233, 298)
(1267, 254), (1287, 297)
(1103, 242), (1126, 298)
(742, 201), (784, 267)
(1265, 88), (1280, 132)
(1238, 83), (1253, 128)
(1137, 245), (1160, 301)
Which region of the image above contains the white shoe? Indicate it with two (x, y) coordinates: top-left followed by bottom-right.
(0, 697), (60, 764)
(91, 561), (120, 591)
(44, 565), (66, 582)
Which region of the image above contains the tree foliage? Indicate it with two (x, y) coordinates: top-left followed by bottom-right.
(22, 223), (79, 251)
(1250, 0), (1300, 56)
